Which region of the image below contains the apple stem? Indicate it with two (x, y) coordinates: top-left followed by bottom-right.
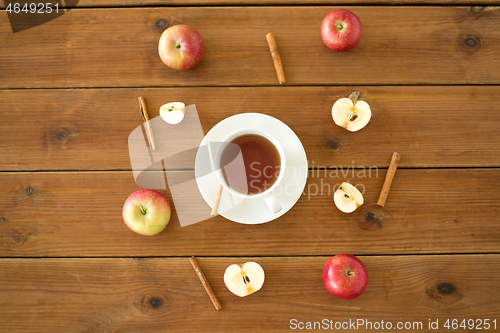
(140, 205), (146, 215)
(346, 269), (355, 277)
(337, 24), (343, 31)
(347, 90), (360, 105)
(346, 91), (361, 121)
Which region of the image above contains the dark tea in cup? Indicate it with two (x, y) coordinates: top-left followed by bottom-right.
(220, 134), (281, 195)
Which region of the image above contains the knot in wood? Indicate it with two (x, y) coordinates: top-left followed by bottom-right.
(470, 6), (485, 14)
(56, 129), (69, 141)
(437, 282), (455, 295)
(13, 234), (25, 244)
(464, 37), (479, 47)
(26, 186), (34, 196)
(147, 296), (164, 309)
(460, 35), (481, 50)
(327, 138), (341, 151)
(53, 128), (73, 143)
(358, 211), (384, 231)
(156, 19), (168, 29)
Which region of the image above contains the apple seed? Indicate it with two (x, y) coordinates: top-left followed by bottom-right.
(347, 110), (359, 121)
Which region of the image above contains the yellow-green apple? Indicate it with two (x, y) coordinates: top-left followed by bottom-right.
(122, 189), (171, 236)
(158, 24), (204, 70)
(321, 9), (362, 52)
(224, 262), (265, 297)
(332, 97), (371, 132)
(323, 254), (368, 300)
(334, 182), (364, 213)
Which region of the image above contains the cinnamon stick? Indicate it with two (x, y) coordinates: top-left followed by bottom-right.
(211, 184), (224, 216)
(377, 152), (401, 207)
(138, 97), (156, 151)
(189, 256), (222, 310)
(266, 33), (286, 84)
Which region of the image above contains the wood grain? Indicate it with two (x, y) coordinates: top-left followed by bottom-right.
(1, 1), (498, 330)
(1, 7), (500, 88)
(0, 255), (498, 332)
(1, 169), (498, 257)
(1, 86), (499, 171)
(1, 1), (499, 8)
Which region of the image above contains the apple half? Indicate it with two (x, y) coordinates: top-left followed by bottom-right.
(224, 262), (265, 297)
(334, 182), (364, 213)
(332, 97), (371, 132)
(160, 102), (185, 124)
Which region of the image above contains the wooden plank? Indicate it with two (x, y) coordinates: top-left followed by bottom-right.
(0, 255), (498, 332)
(2, 1), (499, 8)
(1, 7), (500, 88)
(1, 86), (499, 171)
(1, 169), (498, 257)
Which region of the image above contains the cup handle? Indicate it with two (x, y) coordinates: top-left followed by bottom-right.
(264, 193), (282, 214)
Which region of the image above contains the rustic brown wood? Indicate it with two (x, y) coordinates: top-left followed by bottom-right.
(0, 255), (498, 332)
(1, 7), (500, 88)
(1, 1), (498, 8)
(1, 0), (498, 330)
(1, 169), (498, 257)
(0, 86), (498, 171)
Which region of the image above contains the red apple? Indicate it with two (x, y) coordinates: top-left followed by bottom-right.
(158, 24), (204, 70)
(122, 189), (171, 236)
(322, 254), (368, 300)
(321, 9), (362, 52)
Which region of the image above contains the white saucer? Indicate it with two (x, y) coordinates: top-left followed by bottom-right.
(195, 113), (308, 224)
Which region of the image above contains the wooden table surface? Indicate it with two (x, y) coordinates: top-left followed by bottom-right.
(1, 1), (499, 332)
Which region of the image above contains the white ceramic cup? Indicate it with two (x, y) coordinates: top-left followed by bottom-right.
(214, 129), (286, 214)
